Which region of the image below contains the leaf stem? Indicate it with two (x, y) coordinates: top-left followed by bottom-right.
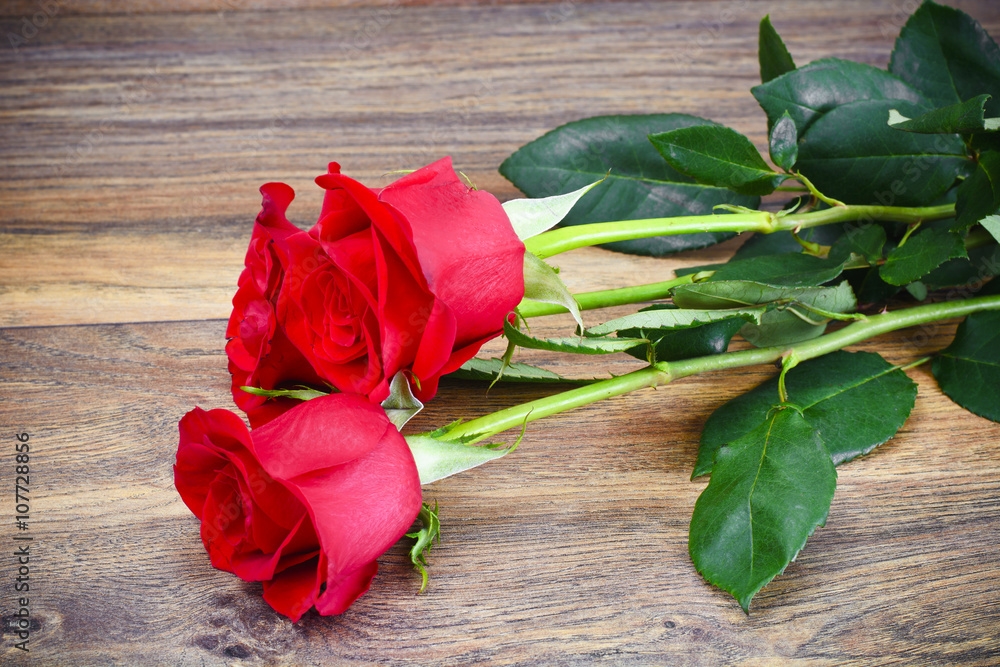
(524, 204), (956, 259)
(517, 275), (695, 318)
(435, 294), (1000, 445)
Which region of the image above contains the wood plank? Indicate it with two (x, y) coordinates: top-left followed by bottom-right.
(4, 1), (997, 326)
(1, 313), (998, 664)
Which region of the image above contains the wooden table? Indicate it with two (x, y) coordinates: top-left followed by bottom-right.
(3, 1), (999, 664)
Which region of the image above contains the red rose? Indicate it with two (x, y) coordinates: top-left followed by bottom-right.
(278, 157), (525, 402)
(225, 182), (325, 427)
(174, 394), (422, 621)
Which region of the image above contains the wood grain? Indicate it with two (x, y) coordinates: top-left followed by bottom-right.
(2, 1), (1000, 664)
(4, 1), (997, 327)
(1, 313), (999, 665)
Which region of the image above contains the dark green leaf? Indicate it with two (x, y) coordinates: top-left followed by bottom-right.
(888, 95), (998, 133)
(648, 124), (788, 196)
(447, 358), (581, 384)
(921, 241), (1000, 289)
(932, 309), (1000, 422)
(758, 15), (795, 84)
(504, 319), (646, 356)
(732, 223), (847, 261)
(829, 223), (887, 265)
(499, 114), (758, 256)
(617, 306), (746, 363)
(796, 99), (969, 206)
(689, 408), (836, 613)
(889, 1), (1000, 117)
(694, 351), (918, 477)
(953, 151), (1000, 231)
(587, 305), (764, 336)
(769, 111), (798, 171)
(673, 280), (857, 347)
(707, 252), (847, 286)
(751, 58), (929, 135)
(879, 226), (968, 285)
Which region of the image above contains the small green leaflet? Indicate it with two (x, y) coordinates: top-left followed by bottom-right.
(672, 280), (857, 347)
(239, 385), (329, 401)
(648, 124), (788, 196)
(932, 309), (1000, 423)
(502, 179), (603, 241)
(689, 408), (836, 613)
(879, 226), (968, 286)
(616, 306), (747, 364)
(707, 252), (847, 287)
(504, 318), (646, 355)
(694, 351), (918, 478)
(406, 501), (441, 593)
(953, 151), (1000, 232)
(499, 113), (758, 256)
(888, 1), (1000, 117)
(586, 306), (764, 336)
(828, 223), (886, 265)
(522, 251), (583, 330)
(795, 99), (969, 207)
(447, 357), (577, 384)
(888, 95), (1000, 134)
(758, 15), (795, 84)
(769, 111), (798, 171)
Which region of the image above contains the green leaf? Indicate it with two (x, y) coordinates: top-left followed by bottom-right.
(889, 0), (1000, 117)
(932, 309), (1000, 422)
(888, 95), (999, 133)
(694, 351), (918, 478)
(879, 226), (968, 286)
(707, 252), (847, 287)
(502, 179), (604, 240)
(239, 385), (329, 401)
(499, 114), (759, 256)
(406, 501), (441, 593)
(752, 58), (929, 136)
(406, 433), (515, 485)
(769, 111), (798, 171)
(586, 305), (764, 336)
(796, 99), (969, 206)
(522, 251), (583, 330)
(447, 357), (578, 384)
(829, 223), (887, 265)
(504, 318), (646, 355)
(616, 305), (747, 363)
(648, 124), (788, 196)
(673, 280), (857, 347)
(953, 151), (1000, 232)
(689, 408), (836, 613)
(671, 280), (849, 311)
(921, 241), (1000, 289)
(758, 15), (795, 84)
(381, 372), (424, 431)
(982, 214), (1000, 243)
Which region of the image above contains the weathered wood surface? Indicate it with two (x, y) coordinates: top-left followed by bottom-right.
(2, 1), (1000, 665)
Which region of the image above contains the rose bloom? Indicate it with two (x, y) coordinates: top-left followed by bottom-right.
(225, 182), (327, 427)
(174, 394), (422, 621)
(226, 157), (525, 420)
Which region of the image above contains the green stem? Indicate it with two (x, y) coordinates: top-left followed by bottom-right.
(517, 274), (695, 318)
(524, 204), (955, 259)
(437, 294), (1000, 444)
